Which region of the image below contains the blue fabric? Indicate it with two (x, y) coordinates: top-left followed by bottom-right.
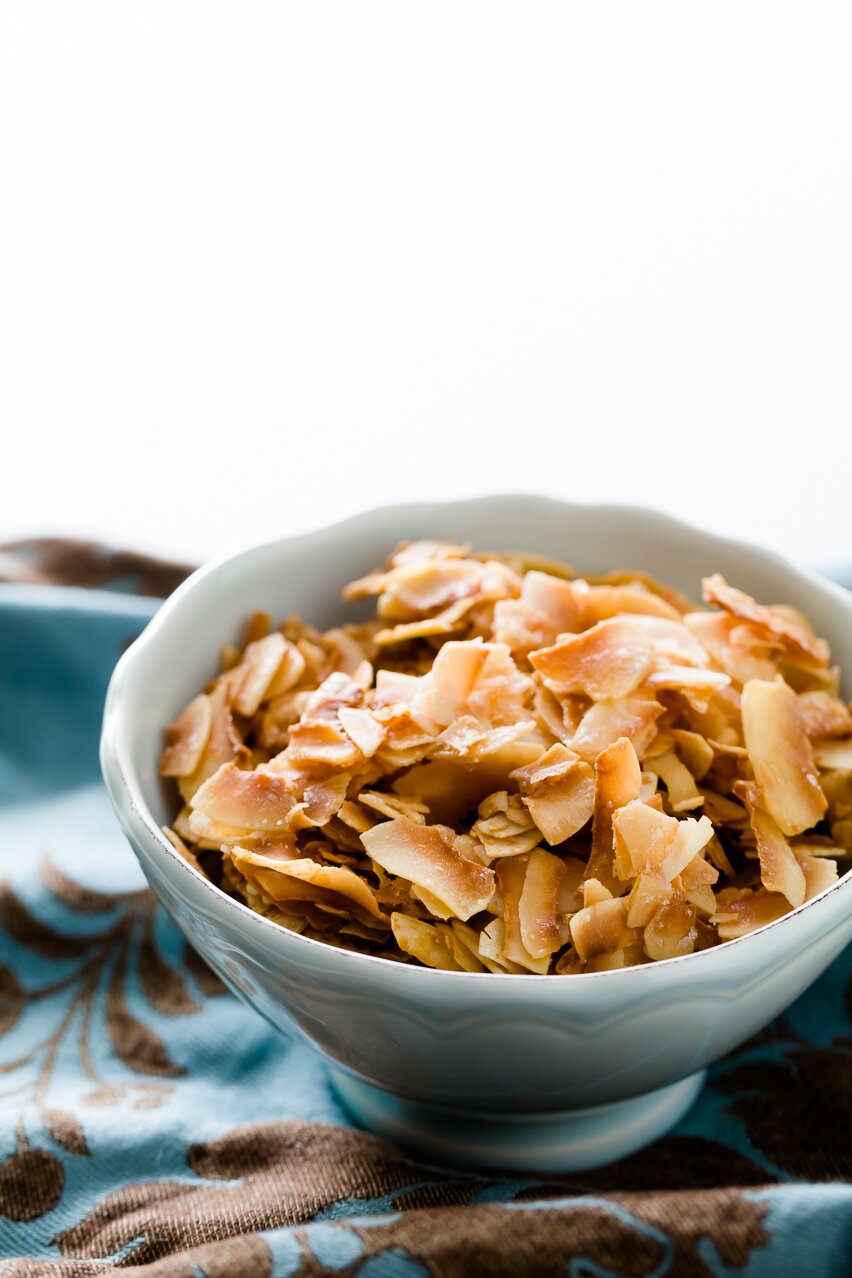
(0, 582), (850, 1276)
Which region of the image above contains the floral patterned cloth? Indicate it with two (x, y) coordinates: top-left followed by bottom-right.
(0, 543), (851, 1277)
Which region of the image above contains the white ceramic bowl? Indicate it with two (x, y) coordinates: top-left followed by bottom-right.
(100, 497), (852, 1171)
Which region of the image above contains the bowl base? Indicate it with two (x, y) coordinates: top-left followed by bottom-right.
(329, 1068), (706, 1173)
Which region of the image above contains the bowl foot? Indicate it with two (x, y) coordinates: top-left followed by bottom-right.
(329, 1068), (706, 1173)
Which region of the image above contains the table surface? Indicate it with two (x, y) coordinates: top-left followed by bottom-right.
(1, 2), (850, 567)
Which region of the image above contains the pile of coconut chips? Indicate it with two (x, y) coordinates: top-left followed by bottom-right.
(160, 541), (852, 974)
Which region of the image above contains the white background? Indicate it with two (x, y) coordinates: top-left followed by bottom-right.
(1, 2), (850, 569)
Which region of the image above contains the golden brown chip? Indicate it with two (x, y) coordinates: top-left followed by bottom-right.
(361, 818), (496, 921)
(531, 618), (655, 700)
(518, 848), (567, 959)
(797, 692), (852, 740)
(160, 694), (213, 778)
(569, 897), (638, 961)
(511, 744), (596, 844)
(496, 856), (551, 974)
(741, 678), (827, 836)
(588, 737), (642, 890)
(703, 574), (829, 666)
(568, 695), (664, 764)
(390, 914), (463, 969)
(191, 763), (298, 832)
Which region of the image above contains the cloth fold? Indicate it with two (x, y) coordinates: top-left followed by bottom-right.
(0, 542), (850, 1277)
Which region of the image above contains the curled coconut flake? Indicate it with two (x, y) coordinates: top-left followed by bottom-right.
(530, 617), (655, 700)
(511, 745), (596, 844)
(797, 691), (852, 741)
(361, 818), (496, 921)
(191, 763), (298, 832)
(702, 574), (829, 666)
(741, 678), (827, 836)
(160, 694), (213, 778)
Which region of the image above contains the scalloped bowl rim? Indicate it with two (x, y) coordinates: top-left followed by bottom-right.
(100, 494), (852, 986)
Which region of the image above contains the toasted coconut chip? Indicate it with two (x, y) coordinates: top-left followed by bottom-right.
(645, 665), (731, 698)
(511, 744), (596, 844)
(518, 849), (567, 959)
(361, 818), (496, 921)
(264, 640), (308, 699)
(532, 685), (574, 743)
(612, 801), (676, 880)
(187, 809), (258, 847)
(520, 571), (582, 634)
(612, 801), (713, 882)
(531, 617), (655, 700)
(390, 914), (462, 970)
(338, 706), (386, 758)
(283, 721), (364, 772)
(569, 897), (638, 961)
(662, 815), (714, 881)
(472, 792), (542, 859)
(478, 918), (526, 973)
(191, 763), (298, 832)
(798, 691), (852, 740)
(703, 574), (829, 666)
(680, 852), (719, 889)
(444, 920), (492, 972)
(813, 738), (852, 772)
(232, 849), (387, 927)
(231, 633), (289, 716)
(466, 644), (534, 727)
(385, 558), (515, 619)
(286, 774), (351, 831)
(710, 888), (791, 940)
(589, 737), (642, 890)
(491, 598), (557, 658)
(684, 882), (717, 916)
(411, 885), (457, 920)
(302, 671), (367, 723)
(161, 694), (213, 778)
(497, 856), (551, 974)
(178, 681), (250, 802)
(625, 616), (711, 667)
(645, 751), (704, 812)
(736, 781), (807, 907)
(411, 640), (489, 726)
(568, 696), (664, 764)
(626, 871), (672, 928)
(579, 583), (683, 626)
(582, 877), (612, 907)
(373, 669), (423, 708)
(684, 612), (779, 686)
(434, 715), (537, 763)
(359, 791), (429, 824)
(374, 597), (476, 646)
(795, 853), (839, 900)
(741, 678), (827, 836)
(670, 729), (714, 781)
(644, 894), (697, 960)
